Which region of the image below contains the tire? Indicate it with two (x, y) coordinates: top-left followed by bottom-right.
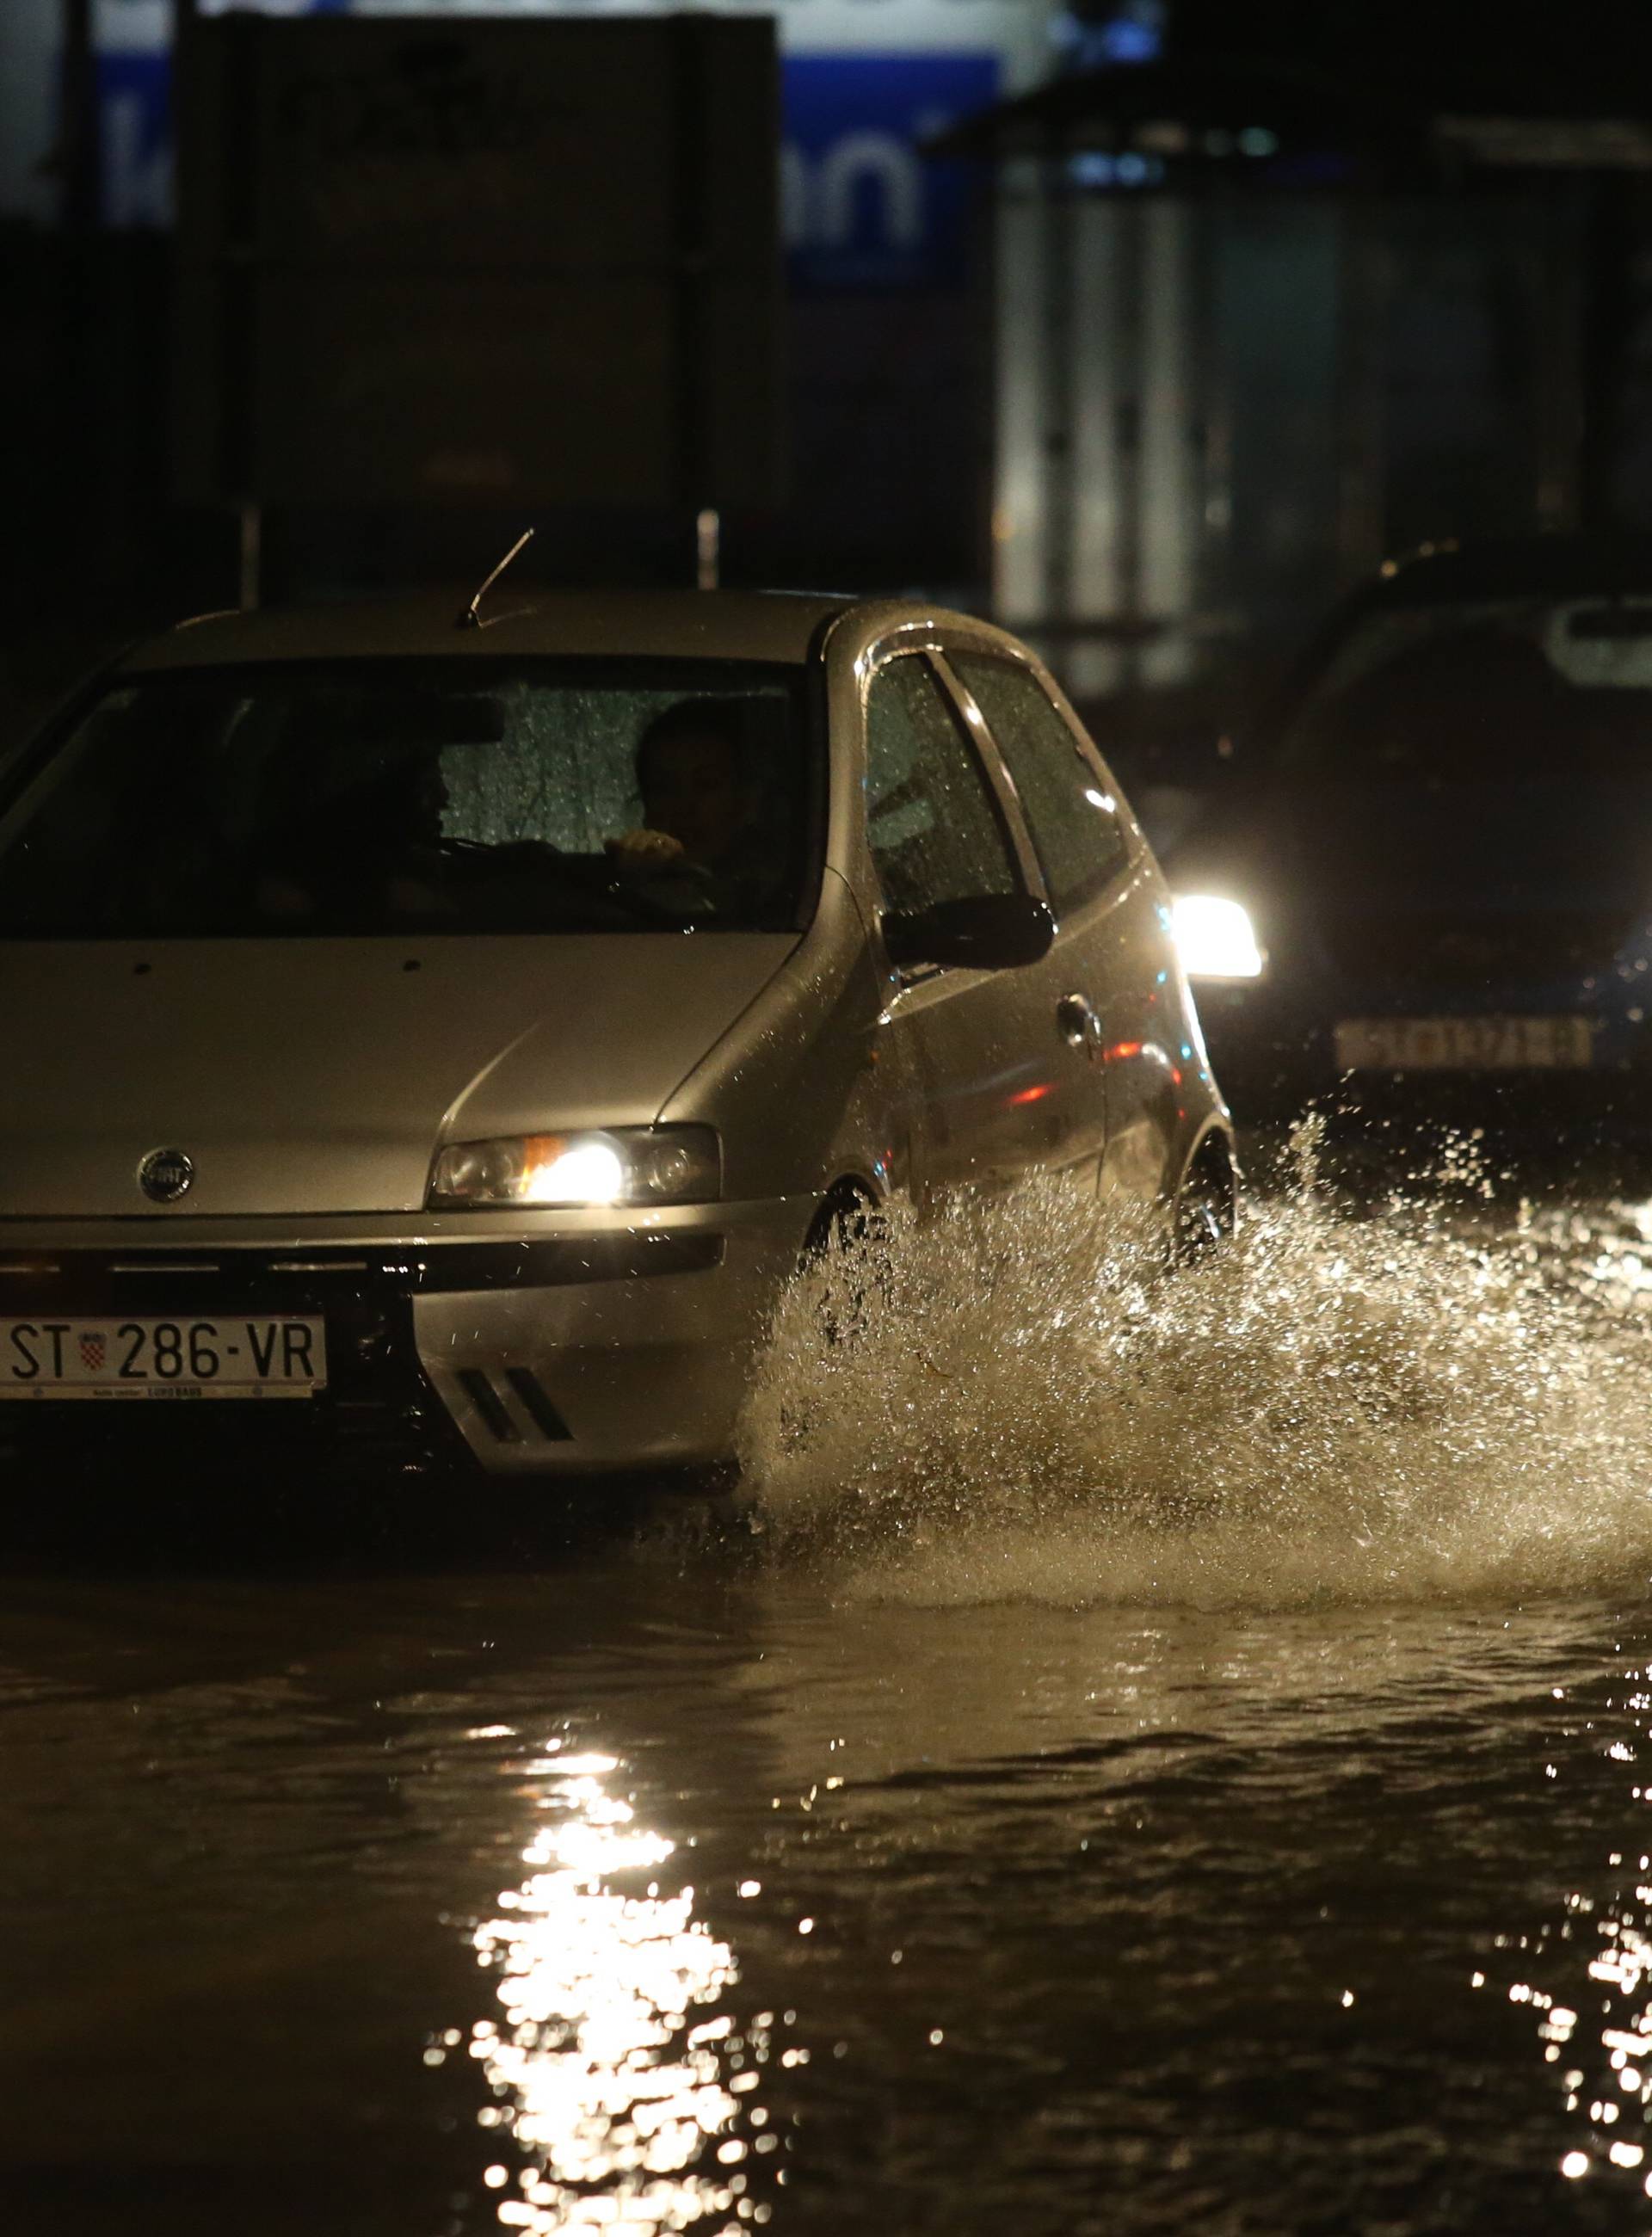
(799, 1184), (886, 1343)
(1173, 1149), (1236, 1266)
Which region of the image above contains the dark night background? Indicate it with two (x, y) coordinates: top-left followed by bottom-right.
(9, 1), (1652, 743)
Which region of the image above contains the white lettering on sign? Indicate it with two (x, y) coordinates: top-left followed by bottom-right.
(781, 131), (929, 254)
(815, 132), (923, 250)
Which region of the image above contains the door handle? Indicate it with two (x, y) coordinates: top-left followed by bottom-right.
(1056, 992), (1100, 1052)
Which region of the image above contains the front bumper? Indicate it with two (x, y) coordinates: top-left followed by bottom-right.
(0, 1199), (811, 1478)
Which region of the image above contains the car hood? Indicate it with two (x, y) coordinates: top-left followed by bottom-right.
(0, 934), (798, 1218)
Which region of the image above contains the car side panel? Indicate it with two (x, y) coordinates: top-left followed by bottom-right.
(1002, 643), (1224, 1206)
(931, 649), (1115, 1190)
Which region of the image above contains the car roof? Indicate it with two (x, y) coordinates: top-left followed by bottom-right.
(114, 589), (860, 675)
(1360, 533), (1652, 607)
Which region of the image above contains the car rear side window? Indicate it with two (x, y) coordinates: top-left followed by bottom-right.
(864, 655), (1020, 913)
(952, 654), (1128, 910)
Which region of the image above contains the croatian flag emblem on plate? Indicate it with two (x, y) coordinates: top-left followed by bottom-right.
(79, 1333), (105, 1371)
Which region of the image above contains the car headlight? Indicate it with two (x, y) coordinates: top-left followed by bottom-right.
(428, 1125), (720, 1209)
(1171, 894), (1265, 980)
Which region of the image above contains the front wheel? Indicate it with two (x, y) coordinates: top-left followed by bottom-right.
(798, 1185), (887, 1345)
(1172, 1152), (1236, 1266)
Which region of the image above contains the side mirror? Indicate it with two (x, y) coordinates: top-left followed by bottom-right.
(880, 893), (1056, 972)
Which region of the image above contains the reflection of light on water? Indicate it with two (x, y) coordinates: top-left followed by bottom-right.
(456, 1742), (776, 2234)
(1485, 1670), (1652, 2199)
(1510, 1893), (1652, 2190)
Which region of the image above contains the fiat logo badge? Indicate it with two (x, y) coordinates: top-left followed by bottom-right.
(138, 1147), (194, 1205)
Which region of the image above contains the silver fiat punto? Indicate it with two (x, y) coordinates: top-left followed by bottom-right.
(0, 591), (1233, 1478)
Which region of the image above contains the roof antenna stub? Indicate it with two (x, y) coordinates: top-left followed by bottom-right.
(457, 527), (536, 631)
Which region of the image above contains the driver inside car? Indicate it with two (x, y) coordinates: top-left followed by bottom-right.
(605, 701), (769, 913)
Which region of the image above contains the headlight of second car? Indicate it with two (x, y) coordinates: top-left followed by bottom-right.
(1171, 894), (1266, 981)
(428, 1125), (720, 1209)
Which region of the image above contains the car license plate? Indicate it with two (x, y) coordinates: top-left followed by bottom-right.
(0, 1316), (327, 1400)
(1333, 1015), (1595, 1073)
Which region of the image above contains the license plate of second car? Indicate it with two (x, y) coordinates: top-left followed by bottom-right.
(0, 1316), (327, 1399)
(1334, 1014), (1595, 1072)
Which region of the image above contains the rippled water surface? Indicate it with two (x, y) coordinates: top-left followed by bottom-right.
(10, 1165), (1652, 2235)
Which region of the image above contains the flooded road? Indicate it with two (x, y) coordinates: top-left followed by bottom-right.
(9, 1171), (1652, 2235)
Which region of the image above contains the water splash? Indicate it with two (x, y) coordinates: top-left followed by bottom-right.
(736, 1139), (1652, 1608)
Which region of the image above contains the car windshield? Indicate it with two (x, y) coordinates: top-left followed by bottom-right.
(0, 657), (818, 938)
(1273, 595), (1652, 781)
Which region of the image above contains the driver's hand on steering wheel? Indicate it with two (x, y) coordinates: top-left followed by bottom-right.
(605, 828), (687, 874)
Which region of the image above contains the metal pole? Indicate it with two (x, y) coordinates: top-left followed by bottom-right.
(1533, 180), (1584, 533)
(695, 508), (721, 591)
(1113, 194), (1145, 693)
(56, 0), (98, 595)
(176, 0), (268, 606)
(991, 156), (1051, 625)
(238, 502), (262, 612)
(1193, 193), (1234, 662)
(1334, 197), (1391, 583)
(1140, 195), (1197, 690)
(673, 18), (712, 539)
(1579, 171), (1630, 533)
(1069, 192), (1126, 699)
(59, 0), (97, 237)
(1040, 143), (1076, 638)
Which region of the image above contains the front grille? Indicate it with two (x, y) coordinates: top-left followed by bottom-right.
(450, 1365), (572, 1446)
(0, 1235), (722, 1309)
(501, 1366), (572, 1442)
(459, 1367), (521, 1445)
(1322, 909), (1637, 991)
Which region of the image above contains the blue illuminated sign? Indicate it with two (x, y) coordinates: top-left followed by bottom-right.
(784, 52), (998, 291)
